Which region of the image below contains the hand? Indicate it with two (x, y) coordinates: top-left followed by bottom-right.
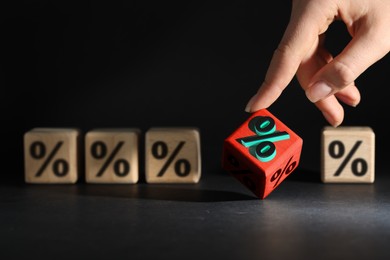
(245, 0), (390, 126)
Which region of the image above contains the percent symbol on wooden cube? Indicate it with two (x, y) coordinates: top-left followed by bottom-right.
(24, 128), (80, 184)
(145, 128), (201, 184)
(321, 126), (375, 183)
(85, 129), (140, 184)
(152, 141), (189, 177)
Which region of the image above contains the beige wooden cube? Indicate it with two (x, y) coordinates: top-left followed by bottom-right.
(145, 128), (201, 183)
(321, 126), (375, 183)
(24, 128), (80, 184)
(85, 128), (140, 183)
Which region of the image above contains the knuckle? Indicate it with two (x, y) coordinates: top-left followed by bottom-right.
(331, 60), (356, 87)
(274, 43), (297, 60)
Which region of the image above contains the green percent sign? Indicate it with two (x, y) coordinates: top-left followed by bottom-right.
(237, 116), (290, 162)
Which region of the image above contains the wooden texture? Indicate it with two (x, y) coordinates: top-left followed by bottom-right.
(85, 128), (140, 184)
(145, 128), (201, 183)
(321, 126), (375, 183)
(24, 128), (80, 184)
(222, 109), (303, 199)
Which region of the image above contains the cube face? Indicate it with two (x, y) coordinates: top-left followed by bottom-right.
(145, 128), (201, 183)
(228, 167), (266, 198)
(222, 109), (303, 199)
(24, 128), (80, 184)
(321, 126), (375, 183)
(85, 128), (140, 184)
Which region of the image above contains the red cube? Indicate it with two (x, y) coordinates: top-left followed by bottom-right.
(222, 109), (303, 199)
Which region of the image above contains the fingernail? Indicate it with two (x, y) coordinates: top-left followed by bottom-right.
(306, 81), (332, 103)
(245, 94), (256, 113)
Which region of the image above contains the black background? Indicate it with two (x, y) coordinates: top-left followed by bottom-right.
(2, 1), (390, 259)
(2, 0), (389, 181)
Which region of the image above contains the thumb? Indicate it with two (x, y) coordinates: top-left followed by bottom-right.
(306, 25), (390, 103)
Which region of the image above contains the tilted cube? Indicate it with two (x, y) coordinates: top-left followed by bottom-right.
(222, 109), (303, 199)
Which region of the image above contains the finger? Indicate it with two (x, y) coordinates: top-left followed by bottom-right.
(316, 96), (345, 127)
(245, 8), (321, 112)
(296, 36), (345, 127)
(306, 24), (390, 103)
(302, 34), (361, 108)
(314, 34), (361, 107)
(334, 84), (361, 107)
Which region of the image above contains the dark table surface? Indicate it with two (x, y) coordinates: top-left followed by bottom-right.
(2, 157), (390, 260)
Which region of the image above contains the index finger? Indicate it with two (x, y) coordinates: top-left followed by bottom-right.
(246, 8), (321, 112)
